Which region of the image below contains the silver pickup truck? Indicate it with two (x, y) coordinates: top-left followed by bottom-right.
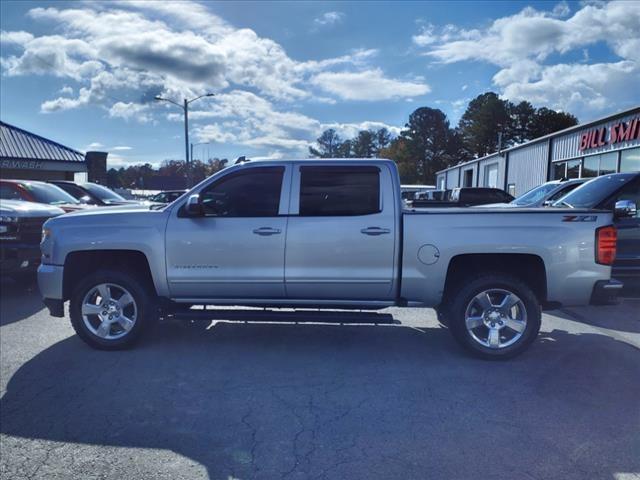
(38, 159), (624, 359)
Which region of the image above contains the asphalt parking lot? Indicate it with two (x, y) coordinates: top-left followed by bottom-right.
(1, 279), (639, 480)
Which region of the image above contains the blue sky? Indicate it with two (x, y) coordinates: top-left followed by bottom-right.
(1, 0), (638, 167)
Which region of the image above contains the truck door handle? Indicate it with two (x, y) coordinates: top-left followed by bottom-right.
(360, 227), (391, 236)
(252, 227), (282, 236)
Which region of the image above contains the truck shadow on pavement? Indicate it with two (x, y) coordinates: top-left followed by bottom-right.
(2, 320), (639, 480)
(0, 278), (44, 327)
(552, 300), (640, 334)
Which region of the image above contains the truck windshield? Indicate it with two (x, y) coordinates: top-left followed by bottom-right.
(511, 183), (558, 206)
(22, 182), (81, 205)
(552, 175), (633, 208)
(81, 183), (126, 203)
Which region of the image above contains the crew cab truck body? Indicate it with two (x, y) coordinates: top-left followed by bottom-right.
(38, 159), (622, 359)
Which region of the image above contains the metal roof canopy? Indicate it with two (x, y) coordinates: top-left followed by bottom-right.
(0, 121), (85, 163)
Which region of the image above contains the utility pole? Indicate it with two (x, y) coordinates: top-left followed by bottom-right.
(154, 92), (215, 188)
(184, 98), (190, 188)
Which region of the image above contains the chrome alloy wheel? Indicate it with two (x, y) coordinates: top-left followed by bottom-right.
(81, 283), (137, 340)
(464, 289), (527, 349)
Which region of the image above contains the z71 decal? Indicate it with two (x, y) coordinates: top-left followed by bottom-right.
(562, 215), (598, 222)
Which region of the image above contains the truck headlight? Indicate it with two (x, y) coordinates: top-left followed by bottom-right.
(0, 215), (18, 223)
(42, 227), (52, 243)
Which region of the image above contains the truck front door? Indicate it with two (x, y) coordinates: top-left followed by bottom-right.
(284, 164), (398, 301)
(165, 165), (290, 299)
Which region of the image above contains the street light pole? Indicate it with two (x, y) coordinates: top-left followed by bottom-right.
(154, 92), (215, 188)
(184, 98), (190, 188)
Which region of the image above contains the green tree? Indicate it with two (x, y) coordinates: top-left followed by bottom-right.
(528, 107), (578, 139)
(352, 130), (376, 158)
(332, 138), (350, 158)
(510, 101), (536, 145)
(458, 92), (512, 158)
(379, 137), (420, 183)
(374, 128), (392, 153)
(309, 129), (344, 158)
(398, 107), (464, 184)
(106, 168), (122, 188)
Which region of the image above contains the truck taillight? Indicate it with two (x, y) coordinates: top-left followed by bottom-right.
(596, 225), (617, 265)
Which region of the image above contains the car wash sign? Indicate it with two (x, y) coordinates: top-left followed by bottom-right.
(579, 116), (640, 151)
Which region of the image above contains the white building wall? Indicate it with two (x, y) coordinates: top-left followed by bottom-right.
(506, 140), (549, 196)
(477, 154), (505, 188)
(446, 168), (459, 188)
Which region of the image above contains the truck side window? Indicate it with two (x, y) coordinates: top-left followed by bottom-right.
(299, 166), (380, 216)
(199, 166), (284, 217)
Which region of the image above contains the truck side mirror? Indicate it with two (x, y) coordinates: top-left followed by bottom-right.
(184, 194), (203, 217)
(614, 200), (637, 218)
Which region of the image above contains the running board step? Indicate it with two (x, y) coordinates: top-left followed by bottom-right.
(166, 308), (399, 325)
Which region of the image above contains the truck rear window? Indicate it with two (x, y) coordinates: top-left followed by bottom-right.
(299, 166), (380, 216)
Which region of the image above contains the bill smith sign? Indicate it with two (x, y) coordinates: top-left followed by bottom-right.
(579, 116), (640, 151)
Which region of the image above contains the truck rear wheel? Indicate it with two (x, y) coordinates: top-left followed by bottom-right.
(447, 274), (541, 359)
(69, 269), (155, 350)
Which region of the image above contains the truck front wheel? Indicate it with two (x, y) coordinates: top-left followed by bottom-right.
(69, 269), (155, 350)
(447, 274), (541, 359)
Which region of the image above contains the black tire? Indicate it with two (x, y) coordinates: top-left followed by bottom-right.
(447, 274), (541, 360)
(11, 270), (37, 286)
(435, 306), (449, 328)
(69, 269), (155, 350)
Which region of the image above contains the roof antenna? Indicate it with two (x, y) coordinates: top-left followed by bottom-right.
(235, 156), (249, 164)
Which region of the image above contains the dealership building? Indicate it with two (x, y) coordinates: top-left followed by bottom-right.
(436, 106), (640, 197)
(0, 121), (107, 183)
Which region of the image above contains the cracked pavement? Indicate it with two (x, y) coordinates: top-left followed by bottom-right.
(1, 279), (639, 480)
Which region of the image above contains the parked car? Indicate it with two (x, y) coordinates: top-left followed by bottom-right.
(479, 179), (588, 208)
(411, 187), (513, 208)
(39, 159), (621, 359)
(148, 190), (187, 204)
(48, 181), (140, 206)
(0, 179), (90, 213)
(415, 189), (451, 201)
(401, 185), (435, 204)
(552, 172), (640, 285)
(1, 199), (64, 280)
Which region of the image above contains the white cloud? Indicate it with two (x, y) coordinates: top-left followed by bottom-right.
(424, 2), (640, 66)
(0, 30), (34, 45)
(498, 60), (637, 112)
(41, 87), (91, 112)
(323, 121), (402, 139)
(112, 146), (132, 151)
(108, 102), (153, 123)
(86, 142), (104, 149)
(416, 0), (640, 115)
(551, 1), (571, 18)
(188, 90), (400, 156)
(313, 12), (345, 28)
(311, 69), (430, 101)
(412, 25), (437, 46)
(1, 1), (424, 157)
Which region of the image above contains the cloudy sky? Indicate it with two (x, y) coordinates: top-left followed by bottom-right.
(1, 0), (638, 166)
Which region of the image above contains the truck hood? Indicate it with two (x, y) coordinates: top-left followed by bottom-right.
(44, 203), (169, 231)
(0, 199), (65, 217)
(49, 203), (157, 219)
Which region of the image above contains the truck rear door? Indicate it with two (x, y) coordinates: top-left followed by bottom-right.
(284, 163), (397, 300)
